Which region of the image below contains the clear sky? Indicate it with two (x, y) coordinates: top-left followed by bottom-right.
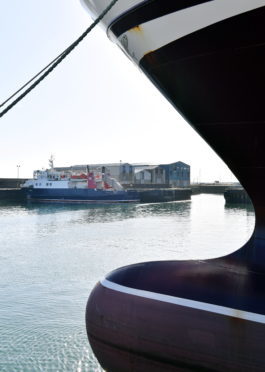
(0, 0), (237, 182)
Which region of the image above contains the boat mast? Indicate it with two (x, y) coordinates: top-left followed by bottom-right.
(48, 155), (55, 170)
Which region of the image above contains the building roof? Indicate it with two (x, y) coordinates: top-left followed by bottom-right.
(55, 161), (189, 172)
(55, 163), (132, 171)
(73, 163), (131, 168)
(131, 163), (156, 167)
(160, 161), (190, 168)
(134, 165), (162, 173)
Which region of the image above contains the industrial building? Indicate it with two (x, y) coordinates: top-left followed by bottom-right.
(159, 161), (190, 187)
(55, 161), (190, 188)
(134, 165), (166, 185)
(55, 163), (134, 185)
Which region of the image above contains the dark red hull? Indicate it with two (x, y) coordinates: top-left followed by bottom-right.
(87, 282), (265, 371)
(87, 258), (265, 371)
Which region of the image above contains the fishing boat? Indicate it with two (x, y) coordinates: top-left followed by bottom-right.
(22, 165), (139, 204)
(81, 1), (265, 371)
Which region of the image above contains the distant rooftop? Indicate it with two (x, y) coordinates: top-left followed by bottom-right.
(54, 161), (190, 171)
(72, 162), (131, 168)
(134, 165), (162, 173)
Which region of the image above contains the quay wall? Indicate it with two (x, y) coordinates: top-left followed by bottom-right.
(0, 188), (26, 201)
(224, 188), (252, 204)
(0, 179), (27, 201)
(137, 188), (191, 203)
(0, 178), (27, 189)
(191, 183), (236, 194)
(123, 183), (169, 189)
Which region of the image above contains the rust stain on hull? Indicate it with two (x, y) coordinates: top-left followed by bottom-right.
(129, 25), (143, 33)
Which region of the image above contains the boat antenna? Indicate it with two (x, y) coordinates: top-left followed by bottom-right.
(0, 0), (119, 119)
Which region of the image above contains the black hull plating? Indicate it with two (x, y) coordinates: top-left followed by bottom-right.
(85, 4), (265, 371)
(139, 6), (265, 254)
(137, 6), (265, 268)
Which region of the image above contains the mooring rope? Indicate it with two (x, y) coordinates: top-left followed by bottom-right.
(0, 0), (119, 119)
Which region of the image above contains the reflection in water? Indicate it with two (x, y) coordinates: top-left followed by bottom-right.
(76, 201), (191, 224)
(30, 199), (191, 219)
(0, 195), (255, 371)
(0, 199), (191, 222)
(225, 202), (254, 213)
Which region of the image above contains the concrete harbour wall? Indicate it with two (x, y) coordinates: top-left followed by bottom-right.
(224, 188), (252, 204)
(137, 188), (191, 203)
(0, 178), (27, 189)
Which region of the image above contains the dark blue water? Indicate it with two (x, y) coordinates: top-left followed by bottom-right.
(0, 195), (254, 371)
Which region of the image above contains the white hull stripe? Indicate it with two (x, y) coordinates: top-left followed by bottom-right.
(114, 0), (265, 63)
(81, 0), (144, 30)
(101, 278), (265, 325)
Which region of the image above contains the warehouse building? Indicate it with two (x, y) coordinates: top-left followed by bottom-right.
(55, 161), (190, 188)
(134, 165), (166, 185)
(159, 161), (190, 187)
(55, 162), (134, 185)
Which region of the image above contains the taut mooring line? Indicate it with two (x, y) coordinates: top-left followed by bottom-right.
(0, 0), (119, 119)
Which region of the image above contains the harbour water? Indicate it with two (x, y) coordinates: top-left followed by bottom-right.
(0, 194), (254, 371)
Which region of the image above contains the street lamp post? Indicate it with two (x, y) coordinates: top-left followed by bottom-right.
(16, 165), (20, 179)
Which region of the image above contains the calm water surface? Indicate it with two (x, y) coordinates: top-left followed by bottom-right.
(0, 194), (254, 371)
